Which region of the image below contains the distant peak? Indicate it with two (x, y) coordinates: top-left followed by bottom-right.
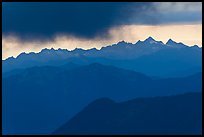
(117, 40), (126, 44)
(9, 56), (15, 59)
(88, 48), (98, 51)
(41, 48), (49, 52)
(166, 39), (176, 45)
(143, 37), (161, 45)
(41, 48), (56, 53)
(73, 48), (85, 51)
(5, 56), (15, 61)
(116, 40), (128, 46)
(135, 40), (142, 45)
(57, 48), (69, 52)
(145, 37), (156, 42)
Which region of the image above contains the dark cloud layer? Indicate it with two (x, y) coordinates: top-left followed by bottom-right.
(3, 2), (130, 39)
(2, 2), (202, 40)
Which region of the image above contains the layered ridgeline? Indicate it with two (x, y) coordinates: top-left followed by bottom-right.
(3, 37), (202, 77)
(3, 63), (202, 134)
(54, 92), (202, 135)
(2, 37), (202, 135)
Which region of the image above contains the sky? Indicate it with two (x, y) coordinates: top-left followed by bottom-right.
(2, 2), (202, 59)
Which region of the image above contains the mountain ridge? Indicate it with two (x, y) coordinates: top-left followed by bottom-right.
(53, 92), (202, 135)
(3, 37), (202, 78)
(3, 37), (201, 61)
(3, 63), (202, 134)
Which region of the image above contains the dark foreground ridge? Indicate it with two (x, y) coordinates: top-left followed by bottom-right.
(54, 92), (202, 135)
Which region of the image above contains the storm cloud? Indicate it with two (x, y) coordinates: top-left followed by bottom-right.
(3, 2), (202, 40)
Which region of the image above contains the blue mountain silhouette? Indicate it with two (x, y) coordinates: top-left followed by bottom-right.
(53, 92), (202, 135)
(2, 37), (202, 135)
(2, 63), (202, 134)
(3, 37), (202, 77)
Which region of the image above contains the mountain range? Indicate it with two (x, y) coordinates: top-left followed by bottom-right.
(3, 37), (202, 77)
(2, 37), (202, 135)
